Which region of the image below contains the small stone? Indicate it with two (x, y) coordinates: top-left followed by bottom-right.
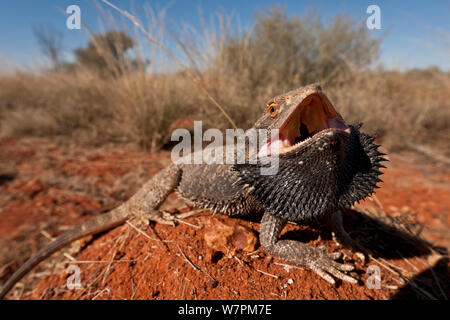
(282, 265), (291, 273)
(388, 205), (398, 212)
(355, 252), (365, 264)
(23, 178), (45, 197)
(400, 206), (410, 213)
(207, 279), (219, 288)
(287, 278), (294, 285)
(204, 217), (257, 252)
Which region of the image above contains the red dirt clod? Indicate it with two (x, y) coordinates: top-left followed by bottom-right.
(203, 217), (258, 253)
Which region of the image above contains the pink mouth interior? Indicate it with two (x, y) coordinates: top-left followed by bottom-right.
(259, 94), (349, 156)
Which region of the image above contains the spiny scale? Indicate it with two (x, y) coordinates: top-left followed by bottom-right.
(232, 124), (387, 223)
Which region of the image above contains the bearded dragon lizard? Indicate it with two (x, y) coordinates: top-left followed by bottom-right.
(0, 84), (386, 299)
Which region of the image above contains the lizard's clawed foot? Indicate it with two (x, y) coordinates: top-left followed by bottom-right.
(260, 212), (358, 286)
(308, 246), (357, 285)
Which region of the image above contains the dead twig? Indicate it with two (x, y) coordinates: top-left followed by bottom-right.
(126, 220), (173, 250)
(176, 243), (217, 283)
(176, 243), (200, 271)
(256, 269), (279, 279)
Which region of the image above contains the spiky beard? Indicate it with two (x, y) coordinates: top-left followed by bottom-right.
(232, 124), (387, 223)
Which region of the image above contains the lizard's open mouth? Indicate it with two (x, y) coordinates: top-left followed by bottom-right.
(261, 93), (350, 156)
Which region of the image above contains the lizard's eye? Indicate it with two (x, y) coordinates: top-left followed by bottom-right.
(267, 103), (279, 117)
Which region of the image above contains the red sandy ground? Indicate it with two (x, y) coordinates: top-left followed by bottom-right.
(0, 137), (448, 300)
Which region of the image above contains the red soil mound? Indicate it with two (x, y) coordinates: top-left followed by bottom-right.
(0, 138), (448, 300)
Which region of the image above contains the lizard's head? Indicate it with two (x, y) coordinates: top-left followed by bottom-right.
(255, 83), (349, 155)
(235, 83), (387, 222)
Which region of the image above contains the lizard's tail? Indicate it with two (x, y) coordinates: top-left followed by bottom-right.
(0, 206), (128, 300)
(0, 164), (182, 299)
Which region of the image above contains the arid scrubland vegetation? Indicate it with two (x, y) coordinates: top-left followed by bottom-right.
(0, 8), (449, 154)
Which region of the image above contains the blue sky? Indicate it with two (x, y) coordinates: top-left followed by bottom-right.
(0, 0), (449, 71)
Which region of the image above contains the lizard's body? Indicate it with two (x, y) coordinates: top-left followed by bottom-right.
(0, 84), (385, 298)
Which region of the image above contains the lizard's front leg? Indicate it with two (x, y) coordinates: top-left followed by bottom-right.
(259, 211), (357, 284)
(123, 163), (182, 226)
